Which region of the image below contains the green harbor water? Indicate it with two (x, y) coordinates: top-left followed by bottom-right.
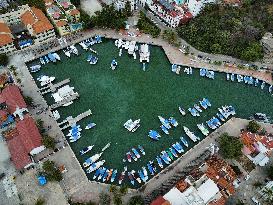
(28, 39), (273, 187)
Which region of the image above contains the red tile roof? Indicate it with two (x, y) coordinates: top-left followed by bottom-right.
(0, 34), (13, 46)
(0, 22), (11, 33)
(16, 115), (42, 153)
(7, 132), (32, 169)
(70, 9), (80, 16)
(0, 85), (27, 113)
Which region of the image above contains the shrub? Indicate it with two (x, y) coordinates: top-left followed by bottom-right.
(247, 120), (261, 133)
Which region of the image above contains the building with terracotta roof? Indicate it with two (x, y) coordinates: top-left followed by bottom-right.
(45, 0), (82, 36)
(6, 115), (45, 170)
(0, 4), (56, 53)
(0, 84), (27, 114)
(20, 6), (56, 44)
(0, 21), (16, 53)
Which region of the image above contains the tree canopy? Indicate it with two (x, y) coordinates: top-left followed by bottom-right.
(42, 135), (56, 150)
(219, 133), (243, 159)
(177, 1), (273, 61)
(90, 4), (129, 30)
(267, 165), (273, 180)
(128, 195), (145, 205)
(162, 29), (181, 47)
(137, 11), (161, 38)
(247, 120), (261, 133)
(0, 54), (9, 66)
(42, 161), (62, 182)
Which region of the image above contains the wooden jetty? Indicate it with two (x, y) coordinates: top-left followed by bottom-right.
(58, 109), (92, 130)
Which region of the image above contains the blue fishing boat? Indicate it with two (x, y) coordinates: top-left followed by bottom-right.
(156, 156), (164, 168)
(172, 143), (184, 154)
(206, 70), (214, 79)
(254, 78), (259, 86)
(138, 145), (145, 155)
(199, 99), (208, 109)
(188, 108), (200, 117)
(93, 167), (102, 180)
(161, 151), (171, 163)
(216, 113), (225, 122)
(200, 68), (206, 76)
(180, 136), (189, 147)
(132, 148), (141, 159)
(147, 162), (155, 175)
(170, 147), (178, 158)
(30, 65), (41, 73)
(128, 171), (135, 185)
(194, 104), (202, 112)
(160, 125), (169, 135)
(203, 98), (211, 107)
(148, 130), (161, 140)
(150, 160), (157, 173)
(97, 167), (106, 180)
(169, 117), (178, 127)
(138, 170), (147, 182)
(158, 116), (171, 129)
(102, 169), (109, 182)
(85, 122), (96, 130)
(110, 170), (118, 182)
(111, 59), (118, 70)
(48, 53), (56, 63)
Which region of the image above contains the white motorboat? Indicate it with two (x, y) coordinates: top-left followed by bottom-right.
(86, 160), (105, 173)
(63, 49), (71, 57)
(70, 45), (78, 55)
(37, 75), (55, 87)
(183, 126), (199, 142)
(79, 42), (88, 50)
(179, 106), (186, 115)
(83, 152), (103, 168)
(80, 145), (94, 155)
(52, 53), (61, 61)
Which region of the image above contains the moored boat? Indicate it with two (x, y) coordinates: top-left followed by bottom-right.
(156, 156), (164, 168)
(197, 123), (209, 136)
(85, 122), (96, 130)
(138, 145), (145, 155)
(148, 130), (161, 140)
(170, 147), (178, 158)
(179, 106), (186, 115)
(132, 148), (141, 159)
(80, 145), (94, 155)
(160, 125), (169, 135)
(169, 117), (178, 127)
(86, 160), (105, 173)
(118, 167), (127, 185)
(180, 136), (189, 147)
(183, 126), (199, 142)
(158, 116), (171, 129)
(110, 169), (118, 182)
(97, 167), (106, 180)
(83, 152), (103, 168)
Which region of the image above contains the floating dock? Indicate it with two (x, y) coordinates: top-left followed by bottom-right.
(40, 78), (70, 95)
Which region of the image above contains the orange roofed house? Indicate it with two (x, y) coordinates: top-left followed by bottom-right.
(0, 4), (56, 53)
(0, 21), (16, 54)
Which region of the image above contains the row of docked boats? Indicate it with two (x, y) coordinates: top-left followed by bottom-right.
(124, 145), (145, 163)
(40, 52), (61, 65)
(188, 98), (211, 117)
(148, 116), (178, 140)
(226, 73), (272, 94)
(63, 45), (79, 57)
(200, 68), (215, 79)
(206, 105), (236, 130)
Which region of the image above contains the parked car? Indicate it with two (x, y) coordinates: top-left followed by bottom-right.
(244, 174), (250, 181)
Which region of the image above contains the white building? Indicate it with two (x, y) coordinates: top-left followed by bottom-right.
(186, 0), (216, 17)
(114, 0), (136, 11)
(163, 176), (222, 205)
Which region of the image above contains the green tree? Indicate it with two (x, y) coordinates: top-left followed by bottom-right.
(240, 42), (263, 62)
(35, 198), (45, 205)
(0, 53), (8, 66)
(42, 135), (56, 150)
(137, 11), (161, 38)
(70, 0), (81, 7)
(211, 43), (222, 54)
(109, 184), (118, 193)
(113, 194), (122, 205)
(128, 195), (145, 205)
(23, 96), (33, 106)
(42, 161), (62, 182)
(162, 29), (181, 47)
(124, 1), (132, 17)
(99, 192), (111, 205)
(36, 119), (44, 132)
(80, 9), (92, 29)
(267, 165), (273, 180)
(219, 133), (243, 159)
(120, 185), (128, 195)
(247, 120), (261, 133)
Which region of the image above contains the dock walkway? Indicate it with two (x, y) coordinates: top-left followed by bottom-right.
(58, 109), (92, 130)
(49, 93), (79, 110)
